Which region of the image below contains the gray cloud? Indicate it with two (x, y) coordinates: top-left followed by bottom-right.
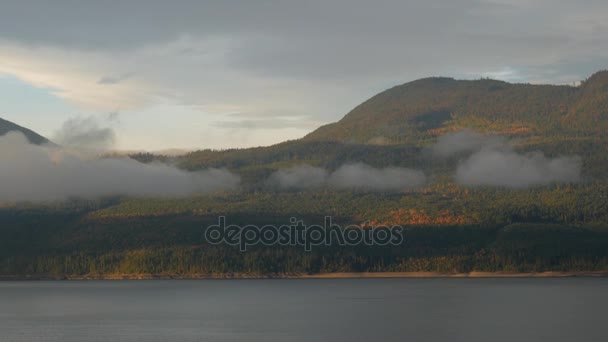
(1, 1), (608, 148)
(268, 163), (426, 191)
(456, 148), (582, 188)
(328, 164), (427, 191)
(52, 116), (116, 150)
(98, 73), (133, 85)
(268, 165), (328, 189)
(432, 129), (582, 187)
(1, 1), (607, 82)
(106, 111), (121, 123)
(430, 129), (505, 158)
(0, 132), (239, 202)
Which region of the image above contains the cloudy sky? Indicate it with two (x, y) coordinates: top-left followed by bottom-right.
(1, 0), (607, 150)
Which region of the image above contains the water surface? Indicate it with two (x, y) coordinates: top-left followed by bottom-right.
(0, 278), (606, 341)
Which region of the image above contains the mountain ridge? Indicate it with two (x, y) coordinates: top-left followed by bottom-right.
(178, 70), (608, 180)
(304, 71), (608, 144)
(0, 117), (50, 145)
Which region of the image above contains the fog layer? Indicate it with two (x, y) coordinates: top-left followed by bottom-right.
(431, 129), (581, 187)
(269, 163), (426, 191)
(0, 132), (239, 202)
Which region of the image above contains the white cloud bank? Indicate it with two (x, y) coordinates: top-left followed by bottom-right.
(0, 132), (239, 202)
(269, 164), (328, 189)
(431, 129), (582, 187)
(456, 148), (581, 188)
(430, 128), (505, 158)
(269, 163), (426, 191)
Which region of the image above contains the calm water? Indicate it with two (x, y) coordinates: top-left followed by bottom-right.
(0, 278), (606, 342)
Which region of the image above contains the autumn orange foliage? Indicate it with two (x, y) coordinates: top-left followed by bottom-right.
(370, 208), (475, 226)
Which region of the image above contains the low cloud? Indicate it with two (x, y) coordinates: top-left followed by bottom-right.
(430, 128), (505, 158)
(268, 163), (426, 191)
(431, 129), (582, 187)
(456, 148), (581, 188)
(52, 116), (116, 151)
(328, 164), (427, 191)
(268, 164), (328, 189)
(0, 132), (239, 202)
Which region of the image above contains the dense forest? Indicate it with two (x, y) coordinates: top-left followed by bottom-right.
(2, 71), (608, 277)
(2, 183), (608, 277)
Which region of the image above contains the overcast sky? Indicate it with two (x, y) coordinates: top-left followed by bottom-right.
(0, 0), (607, 150)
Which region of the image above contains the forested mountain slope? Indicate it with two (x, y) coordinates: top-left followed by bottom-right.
(3, 72), (608, 278)
(305, 71), (608, 144)
(177, 71), (608, 180)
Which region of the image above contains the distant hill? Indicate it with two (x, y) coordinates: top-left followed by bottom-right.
(304, 70), (608, 144)
(0, 117), (50, 145)
(179, 71), (608, 181)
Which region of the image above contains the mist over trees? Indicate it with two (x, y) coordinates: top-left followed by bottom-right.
(2, 72), (608, 276)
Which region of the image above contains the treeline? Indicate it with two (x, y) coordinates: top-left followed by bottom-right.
(2, 223), (608, 276)
(74, 183), (608, 225)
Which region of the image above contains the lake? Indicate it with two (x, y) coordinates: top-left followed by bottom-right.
(0, 278), (606, 341)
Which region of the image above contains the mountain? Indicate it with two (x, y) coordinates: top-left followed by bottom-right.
(178, 71), (608, 180)
(0, 117), (50, 145)
(305, 70), (608, 144)
(3, 71), (608, 279)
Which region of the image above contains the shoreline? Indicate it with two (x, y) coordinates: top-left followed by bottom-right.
(2, 271), (608, 281)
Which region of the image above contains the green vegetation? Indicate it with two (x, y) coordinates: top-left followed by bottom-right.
(158, 71), (608, 183)
(1, 184), (608, 276)
(2, 71), (608, 276)
(305, 71), (608, 143)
